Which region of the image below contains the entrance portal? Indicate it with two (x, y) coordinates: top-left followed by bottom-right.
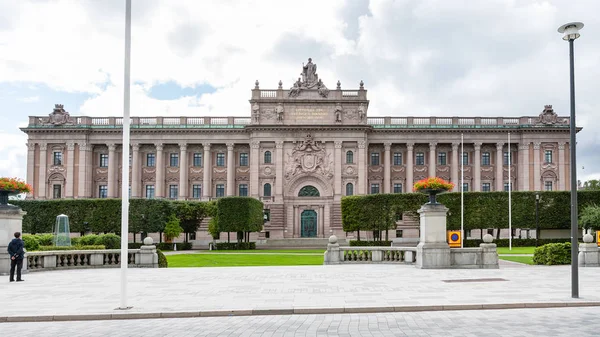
(301, 210), (318, 238)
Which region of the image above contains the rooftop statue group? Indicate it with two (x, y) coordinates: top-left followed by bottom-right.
(289, 58), (329, 98)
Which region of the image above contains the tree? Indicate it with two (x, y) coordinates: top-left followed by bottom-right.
(582, 180), (600, 191)
(579, 204), (600, 231)
(215, 197), (264, 243)
(163, 214), (183, 242)
(173, 201), (211, 242)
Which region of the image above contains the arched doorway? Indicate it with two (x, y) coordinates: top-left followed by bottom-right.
(301, 210), (318, 238)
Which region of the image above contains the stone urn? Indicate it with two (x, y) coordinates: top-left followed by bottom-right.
(417, 188), (449, 205)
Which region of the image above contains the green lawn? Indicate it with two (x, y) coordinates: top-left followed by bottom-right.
(496, 247), (536, 254)
(499, 256), (534, 265)
(167, 253), (324, 267)
(202, 249), (324, 254)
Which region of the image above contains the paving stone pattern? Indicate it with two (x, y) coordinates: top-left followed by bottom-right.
(3, 307), (600, 337)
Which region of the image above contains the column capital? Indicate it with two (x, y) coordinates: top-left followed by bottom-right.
(358, 141), (366, 149)
(275, 141), (284, 149)
(384, 142), (392, 151)
(66, 142), (75, 151)
(451, 142), (459, 151)
(496, 142), (504, 150)
(226, 143), (235, 151)
(519, 143), (529, 150)
(179, 143), (187, 151)
(406, 142), (414, 151)
(78, 142), (90, 152)
(155, 143), (164, 151)
(558, 142), (566, 150)
(202, 143), (211, 151)
(473, 142), (482, 151)
(131, 142), (140, 151)
(334, 141), (343, 149)
(107, 143), (116, 151)
(27, 142), (36, 151)
(533, 142), (541, 150)
(251, 141), (260, 149)
(39, 143), (48, 151)
(428, 142), (437, 149)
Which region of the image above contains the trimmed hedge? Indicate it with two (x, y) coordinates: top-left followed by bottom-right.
(156, 242), (192, 251)
(463, 238), (570, 248)
(349, 240), (393, 247)
(215, 197), (264, 235)
(36, 245), (106, 251)
(341, 190), (600, 233)
(533, 242), (572, 265)
(157, 249), (168, 268)
(94, 233), (121, 249)
(215, 242), (256, 250)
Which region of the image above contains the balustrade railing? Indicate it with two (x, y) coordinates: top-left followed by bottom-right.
(324, 239), (417, 265)
(26, 248), (157, 271)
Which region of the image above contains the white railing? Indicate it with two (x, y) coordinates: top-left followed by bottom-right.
(435, 118), (452, 125)
(140, 118), (158, 125)
(234, 118), (251, 125)
(342, 91), (359, 97)
(163, 117), (180, 125)
(481, 118), (497, 125)
(367, 118), (384, 125)
(186, 117), (204, 125)
(26, 248), (158, 271)
(503, 118), (519, 125)
(390, 118), (407, 124)
(458, 118), (475, 125)
(210, 118), (228, 125)
(413, 118), (430, 125)
(260, 91), (277, 98)
(91, 118), (109, 125)
(324, 238), (416, 265)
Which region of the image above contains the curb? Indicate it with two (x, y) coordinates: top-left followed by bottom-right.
(2, 301), (599, 323)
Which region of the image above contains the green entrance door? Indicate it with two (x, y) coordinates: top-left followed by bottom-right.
(301, 210), (318, 238)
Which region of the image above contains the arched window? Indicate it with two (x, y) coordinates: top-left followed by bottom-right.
(346, 183), (354, 196)
(264, 151), (272, 164)
(298, 185), (320, 197)
(346, 151), (353, 164)
(263, 183), (272, 197)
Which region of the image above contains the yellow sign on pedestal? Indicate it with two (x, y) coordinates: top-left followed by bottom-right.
(596, 231), (600, 247)
(448, 230), (461, 248)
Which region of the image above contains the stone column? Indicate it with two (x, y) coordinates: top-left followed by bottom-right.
(65, 142), (75, 198)
(107, 143), (116, 198)
(275, 141), (284, 200)
(226, 143), (235, 196)
(406, 143), (414, 192)
(38, 143), (47, 199)
(496, 142), (504, 191)
(131, 143), (140, 198)
(558, 142), (566, 191)
(155, 143), (164, 198)
(358, 140), (366, 194)
(384, 142), (391, 193)
(202, 143), (211, 200)
(519, 143), (530, 191)
(428, 142), (437, 178)
(78, 143), (89, 198)
(250, 141), (260, 197)
(334, 141), (343, 196)
(416, 204), (451, 269)
(533, 142), (541, 191)
(473, 142), (482, 192)
(26, 143), (35, 198)
(451, 143), (459, 192)
(179, 143), (188, 200)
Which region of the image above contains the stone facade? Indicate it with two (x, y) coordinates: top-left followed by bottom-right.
(21, 59), (575, 243)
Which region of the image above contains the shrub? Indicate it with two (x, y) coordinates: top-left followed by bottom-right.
(463, 238), (570, 247)
(215, 242), (256, 250)
(35, 233), (54, 246)
(37, 245), (106, 251)
(349, 240), (392, 247)
(22, 234), (40, 251)
(533, 242), (571, 265)
(157, 249), (168, 268)
(156, 242), (192, 251)
(94, 233), (121, 249)
(70, 237), (81, 246)
(79, 234), (100, 246)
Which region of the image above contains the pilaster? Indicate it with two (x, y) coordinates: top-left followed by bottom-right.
(226, 143), (235, 196)
(533, 142), (541, 191)
(66, 142), (75, 198)
(26, 142), (35, 198)
(496, 142), (504, 191)
(131, 143), (140, 198)
(473, 142), (482, 192)
(178, 143), (188, 200)
(38, 143), (47, 199)
(428, 142), (437, 178)
(202, 143), (211, 200)
(519, 143), (530, 191)
(107, 143), (116, 198)
(155, 143), (164, 198)
(451, 143), (459, 192)
(406, 143), (414, 192)
(334, 141), (343, 196)
(78, 143), (90, 198)
(383, 142), (391, 193)
(250, 141), (260, 198)
(358, 140), (366, 194)
(275, 141), (284, 200)
(558, 142), (566, 191)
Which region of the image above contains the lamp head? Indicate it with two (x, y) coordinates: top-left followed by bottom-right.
(558, 22), (584, 41)
(536, 193), (540, 200)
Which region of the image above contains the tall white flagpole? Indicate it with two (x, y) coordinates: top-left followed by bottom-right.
(119, 0), (132, 310)
(508, 132), (512, 251)
(461, 133), (464, 248)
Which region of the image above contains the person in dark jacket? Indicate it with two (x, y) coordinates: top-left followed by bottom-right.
(7, 232), (25, 282)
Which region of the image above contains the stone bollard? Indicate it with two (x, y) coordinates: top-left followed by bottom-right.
(323, 235), (341, 265)
(135, 237), (159, 268)
(578, 234), (599, 267)
(480, 234), (499, 269)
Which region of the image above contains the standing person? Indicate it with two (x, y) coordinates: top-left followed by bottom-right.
(7, 232), (25, 282)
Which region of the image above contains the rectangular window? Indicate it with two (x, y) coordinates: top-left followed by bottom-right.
(216, 153), (225, 167)
(239, 184), (248, 196)
(482, 183), (491, 192)
(216, 184), (225, 198)
(193, 153), (202, 167)
(416, 152), (425, 165)
(370, 152), (380, 166)
(462, 183), (469, 192)
(396, 229), (403, 238)
(169, 185), (178, 199)
(145, 185), (155, 199)
(239, 153), (249, 166)
(146, 153), (155, 167)
(482, 152), (491, 166)
(53, 152), (62, 166)
(393, 183), (403, 193)
(169, 153), (179, 167)
(545, 150), (553, 164)
(370, 183), (380, 194)
(503, 152), (512, 165)
(504, 182), (512, 192)
(393, 152), (403, 166)
(462, 152), (469, 165)
(100, 154), (109, 168)
(53, 184), (61, 199)
(192, 185), (202, 199)
(438, 152), (447, 165)
(264, 209), (271, 222)
(545, 181), (553, 191)
(99, 185), (108, 198)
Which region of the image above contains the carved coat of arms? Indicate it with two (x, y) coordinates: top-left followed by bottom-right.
(45, 104), (74, 125)
(285, 134), (333, 180)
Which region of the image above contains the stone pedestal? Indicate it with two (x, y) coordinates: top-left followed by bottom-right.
(480, 242), (499, 269)
(135, 237), (159, 268)
(578, 235), (599, 267)
(0, 205), (27, 276)
(323, 235), (341, 265)
(416, 204), (451, 269)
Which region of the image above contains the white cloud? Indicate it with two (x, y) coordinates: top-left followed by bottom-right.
(17, 96), (39, 103)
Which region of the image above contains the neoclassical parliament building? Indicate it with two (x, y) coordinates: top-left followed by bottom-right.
(21, 59), (575, 242)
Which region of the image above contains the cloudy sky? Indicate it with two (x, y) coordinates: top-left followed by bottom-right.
(0, 0), (598, 183)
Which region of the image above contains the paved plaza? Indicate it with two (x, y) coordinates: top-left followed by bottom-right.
(3, 307), (600, 336)
(1, 263), (600, 322)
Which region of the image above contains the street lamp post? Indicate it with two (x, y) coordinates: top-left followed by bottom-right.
(535, 193), (540, 246)
(558, 21), (584, 299)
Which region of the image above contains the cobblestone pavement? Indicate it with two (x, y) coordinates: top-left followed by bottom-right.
(3, 307), (600, 337)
